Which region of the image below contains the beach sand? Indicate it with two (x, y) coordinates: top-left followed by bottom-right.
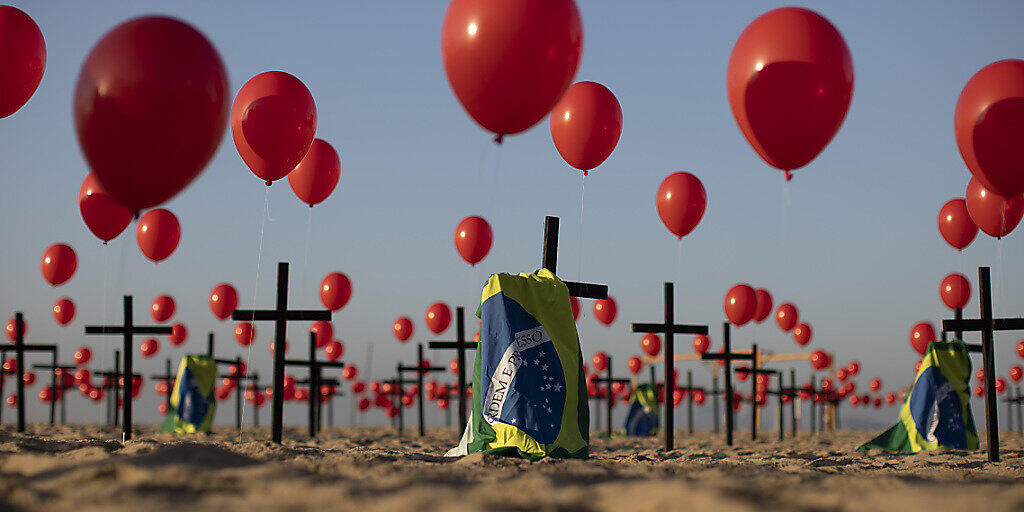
(1, 424), (1023, 511)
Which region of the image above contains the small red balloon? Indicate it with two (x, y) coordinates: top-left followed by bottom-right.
(5, 317), (24, 342)
(454, 216), (493, 266)
(288, 138), (340, 207)
(593, 297), (617, 326)
(325, 340), (344, 362)
(1018, 340), (1024, 358)
(775, 303), (798, 332)
(1010, 366), (1023, 383)
(310, 321), (333, 349)
(232, 71), (317, 185)
(209, 283), (238, 320)
(592, 351), (609, 372)
(151, 295), (176, 323)
(723, 284), (757, 326)
(549, 81), (622, 173)
(692, 334), (710, 354)
(955, 60), (1024, 198)
(753, 289), (773, 323)
(809, 350), (831, 370)
(342, 366), (358, 381)
(792, 323), (812, 346)
(425, 302), (452, 335)
(41, 243), (77, 286)
(909, 322), (935, 356)
(965, 178), (1024, 239)
(656, 172), (707, 239)
(627, 356), (642, 375)
(79, 173), (133, 243)
(0, 6), (45, 118)
(886, 393), (897, 405)
(168, 323), (188, 346)
(393, 317), (413, 342)
(140, 338), (159, 358)
(74, 346), (91, 366)
(569, 296), (580, 322)
(52, 298), (75, 326)
(320, 272), (352, 311)
(937, 198), (979, 251)
(995, 377), (1007, 394)
(836, 368), (849, 381)
(136, 208), (180, 262)
(847, 361), (860, 376)
(234, 322), (256, 347)
(940, 273), (971, 310)
(870, 378), (882, 392)
(640, 333), (661, 357)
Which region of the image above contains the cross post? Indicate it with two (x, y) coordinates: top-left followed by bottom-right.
(398, 343), (446, 436)
(428, 306), (476, 434)
(148, 358), (176, 420)
(700, 322), (754, 446)
(592, 355), (630, 437)
(1, 313), (59, 431)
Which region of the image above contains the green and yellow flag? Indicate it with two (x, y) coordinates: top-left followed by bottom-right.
(161, 355), (217, 434)
(446, 269), (589, 460)
(858, 341), (978, 452)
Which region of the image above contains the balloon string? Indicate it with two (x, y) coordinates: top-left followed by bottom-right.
(240, 186), (271, 437)
(302, 206), (313, 297)
(996, 238), (1003, 318)
(578, 173), (586, 281)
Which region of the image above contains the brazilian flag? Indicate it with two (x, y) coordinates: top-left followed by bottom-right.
(161, 355), (217, 434)
(625, 384), (659, 437)
(446, 269), (589, 460)
(858, 341), (978, 452)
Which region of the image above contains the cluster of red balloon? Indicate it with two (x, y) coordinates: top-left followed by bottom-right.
(723, 284), (815, 351)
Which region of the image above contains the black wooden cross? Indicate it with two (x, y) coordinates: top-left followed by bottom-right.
(231, 262), (333, 443)
(84, 296), (173, 440)
(94, 362), (141, 428)
(942, 266), (1024, 462)
(205, 332), (252, 430)
(700, 322), (754, 446)
(733, 343), (771, 441)
(149, 358), (176, 419)
(541, 216), (608, 299)
(632, 283), (709, 450)
(383, 372), (418, 435)
(281, 331), (345, 438)
(30, 360), (73, 425)
(294, 374), (339, 434)
(218, 371), (258, 430)
(592, 355), (631, 437)
(398, 343), (446, 437)
(1, 313), (58, 432)
(428, 306), (476, 434)
(676, 369), (707, 435)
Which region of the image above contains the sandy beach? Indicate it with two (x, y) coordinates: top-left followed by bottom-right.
(1, 425), (1022, 511)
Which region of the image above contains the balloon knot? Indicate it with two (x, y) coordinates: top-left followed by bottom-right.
(493, 134), (504, 145)
(309, 204), (314, 208)
(133, 210), (140, 220)
(102, 241), (108, 246)
(583, 170), (589, 177)
(265, 180), (272, 187)
(784, 170), (793, 181)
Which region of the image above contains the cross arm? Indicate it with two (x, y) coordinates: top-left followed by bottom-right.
(631, 323), (708, 335)
(700, 353), (754, 361)
(0, 344), (56, 352)
(943, 318), (1024, 332)
(428, 341), (478, 350)
(398, 365), (446, 373)
(564, 281), (608, 300)
(231, 310), (331, 321)
(734, 368), (779, 375)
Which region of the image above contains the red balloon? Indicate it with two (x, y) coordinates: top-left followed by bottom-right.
(592, 351), (609, 372)
(40, 243), (77, 286)
(325, 340), (344, 362)
(691, 389), (706, 405)
(735, 366), (751, 382)
(454, 216), (493, 265)
(869, 378), (882, 392)
(168, 323), (188, 346)
(569, 296), (580, 322)
(656, 172), (707, 239)
(78, 173), (132, 243)
(5, 317), (24, 342)
(320, 272), (352, 311)
(723, 284), (757, 326)
(593, 297), (617, 326)
(74, 16), (228, 210)
(940, 273), (971, 310)
(996, 377), (1007, 394)
(937, 198), (979, 250)
(976, 368), (985, 383)
(151, 295), (175, 323)
(73, 346), (91, 366)
(692, 334), (710, 354)
(1010, 365), (1023, 383)
(909, 322), (935, 356)
(209, 283), (238, 320)
(775, 302), (798, 332)
(792, 323), (812, 346)
(753, 289), (773, 323)
(727, 7), (853, 179)
(425, 302), (452, 335)
(232, 71), (317, 185)
(1018, 340), (1024, 358)
(136, 208), (180, 262)
(288, 139), (340, 207)
(393, 317), (413, 342)
(310, 321), (333, 349)
(0, 6), (45, 118)
(886, 393), (897, 406)
(809, 350), (831, 370)
(965, 178), (1024, 239)
(234, 322), (256, 347)
(357, 397), (371, 411)
(441, 0), (582, 140)
(836, 368), (849, 381)
(342, 366), (358, 381)
(955, 60), (1024, 197)
(549, 81), (622, 173)
(140, 338), (159, 358)
(270, 339), (289, 355)
(52, 297), (75, 326)
(627, 356), (642, 375)
(640, 333), (661, 357)
(847, 361), (860, 376)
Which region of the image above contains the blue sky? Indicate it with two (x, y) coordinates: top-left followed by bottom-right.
(1, 0), (1022, 429)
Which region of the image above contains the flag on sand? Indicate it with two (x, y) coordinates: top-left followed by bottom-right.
(624, 384), (659, 437)
(162, 355), (217, 434)
(858, 341), (977, 452)
(446, 269), (589, 460)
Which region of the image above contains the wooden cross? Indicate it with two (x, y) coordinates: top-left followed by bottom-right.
(737, 363), (781, 441)
(280, 331), (345, 438)
(428, 306), (476, 434)
(383, 373), (418, 435)
(700, 322), (754, 446)
(632, 282), (709, 450)
(541, 216), (608, 299)
(676, 369), (707, 435)
(398, 343), (447, 437)
(941, 266), (1024, 462)
(205, 332), (252, 430)
(231, 262), (333, 443)
(84, 296), (173, 440)
(592, 355), (631, 437)
(294, 374), (339, 434)
(29, 360), (73, 425)
(148, 358), (176, 421)
(93, 358), (141, 428)
(1, 313), (58, 432)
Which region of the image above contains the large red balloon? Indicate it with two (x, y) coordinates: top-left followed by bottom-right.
(909, 322), (935, 356)
(0, 6), (45, 118)
(287, 138), (340, 207)
(549, 81), (622, 173)
(425, 302), (452, 335)
(151, 295), (175, 322)
(937, 198), (978, 250)
(775, 303), (798, 332)
(454, 216), (492, 265)
(209, 283), (238, 320)
(52, 298), (75, 326)
(74, 17), (228, 210)
(656, 172), (707, 239)
(232, 71), (317, 185)
(727, 7), (854, 179)
(78, 173), (132, 243)
(320, 272), (352, 311)
(640, 333), (661, 357)
(441, 0), (582, 140)
(965, 178), (1023, 239)
(234, 322), (255, 347)
(753, 288), (773, 323)
(954, 60), (1024, 197)
(40, 243), (77, 286)
(723, 284), (757, 326)
(792, 323), (812, 346)
(136, 209), (180, 262)
(940, 273), (971, 310)
(310, 321), (333, 349)
(593, 297), (617, 326)
(393, 317), (413, 342)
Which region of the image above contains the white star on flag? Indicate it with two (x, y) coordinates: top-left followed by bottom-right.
(541, 364), (549, 371)
(554, 384), (562, 391)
